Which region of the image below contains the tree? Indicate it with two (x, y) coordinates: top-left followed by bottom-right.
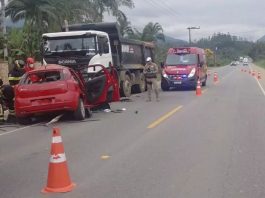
(116, 10), (133, 37)
(91, 0), (134, 22)
(130, 22), (165, 42)
(5, 0), (56, 55)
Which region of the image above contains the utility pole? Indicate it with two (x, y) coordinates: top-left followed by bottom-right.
(0, 0), (8, 60)
(187, 26), (200, 45)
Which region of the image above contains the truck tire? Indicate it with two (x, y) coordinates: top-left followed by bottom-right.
(121, 74), (131, 97)
(134, 73), (146, 93)
(73, 98), (86, 120)
(202, 76), (207, 87)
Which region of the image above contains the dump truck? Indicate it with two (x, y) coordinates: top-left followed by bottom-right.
(42, 22), (155, 97)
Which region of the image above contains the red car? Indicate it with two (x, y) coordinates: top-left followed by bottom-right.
(15, 64), (120, 124)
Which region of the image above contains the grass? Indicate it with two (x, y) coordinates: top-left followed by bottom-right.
(255, 59), (265, 69)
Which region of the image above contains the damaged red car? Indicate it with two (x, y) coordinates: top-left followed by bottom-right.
(15, 64), (120, 124)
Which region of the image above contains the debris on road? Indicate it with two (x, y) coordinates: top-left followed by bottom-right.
(45, 114), (63, 126)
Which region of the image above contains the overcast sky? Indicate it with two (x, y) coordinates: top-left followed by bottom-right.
(105, 0), (265, 42)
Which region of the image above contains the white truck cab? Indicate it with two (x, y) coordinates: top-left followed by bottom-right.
(42, 31), (113, 72)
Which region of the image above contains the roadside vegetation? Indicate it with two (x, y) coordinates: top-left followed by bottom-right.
(1, 0), (265, 67)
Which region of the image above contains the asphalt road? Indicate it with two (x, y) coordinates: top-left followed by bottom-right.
(0, 64), (265, 198)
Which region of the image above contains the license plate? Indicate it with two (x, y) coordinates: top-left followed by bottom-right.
(31, 98), (52, 105)
(174, 81), (182, 85)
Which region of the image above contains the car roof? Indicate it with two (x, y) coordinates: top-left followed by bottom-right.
(28, 64), (69, 74)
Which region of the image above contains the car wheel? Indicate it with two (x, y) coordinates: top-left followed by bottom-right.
(121, 74), (131, 97)
(17, 117), (31, 125)
(74, 98), (86, 120)
(161, 84), (170, 91)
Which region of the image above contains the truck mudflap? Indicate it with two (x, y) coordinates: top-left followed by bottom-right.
(76, 64), (120, 106)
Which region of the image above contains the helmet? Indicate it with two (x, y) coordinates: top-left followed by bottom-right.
(26, 57), (34, 64)
(146, 57), (152, 62)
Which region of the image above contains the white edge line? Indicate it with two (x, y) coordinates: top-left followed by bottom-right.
(249, 65), (265, 96)
(0, 123), (41, 137)
(255, 78), (265, 96)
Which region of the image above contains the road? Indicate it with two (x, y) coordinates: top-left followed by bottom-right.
(0, 64), (265, 198)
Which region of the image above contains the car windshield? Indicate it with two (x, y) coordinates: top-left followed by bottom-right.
(22, 71), (62, 84)
(166, 54), (198, 66)
(43, 36), (96, 54)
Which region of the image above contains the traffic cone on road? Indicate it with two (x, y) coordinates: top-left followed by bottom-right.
(214, 72), (218, 83)
(196, 80), (202, 96)
(252, 70), (255, 76)
(249, 70), (251, 74)
(207, 71), (211, 76)
(42, 128), (75, 193)
(241, 68), (243, 72)
(258, 72), (261, 79)
(244, 69), (247, 72)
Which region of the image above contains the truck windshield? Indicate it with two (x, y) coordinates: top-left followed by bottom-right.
(43, 36), (96, 54)
(166, 54), (198, 66)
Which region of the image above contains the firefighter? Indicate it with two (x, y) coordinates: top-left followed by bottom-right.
(0, 79), (16, 123)
(24, 57), (35, 73)
(8, 59), (25, 86)
(143, 57), (159, 102)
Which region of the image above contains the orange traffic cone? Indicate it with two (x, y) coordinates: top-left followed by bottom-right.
(207, 71), (211, 76)
(244, 69), (247, 72)
(196, 80), (202, 96)
(252, 70), (255, 76)
(214, 72), (218, 83)
(42, 128), (75, 193)
(241, 69), (243, 72)
(258, 72), (261, 79)
(249, 70), (251, 75)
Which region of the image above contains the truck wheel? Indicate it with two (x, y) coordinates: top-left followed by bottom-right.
(202, 80), (206, 86)
(121, 74), (131, 97)
(202, 76), (207, 86)
(17, 117), (31, 125)
(134, 73), (146, 93)
(74, 98), (86, 120)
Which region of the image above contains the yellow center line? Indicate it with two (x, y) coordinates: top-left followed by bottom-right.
(147, 106), (183, 129)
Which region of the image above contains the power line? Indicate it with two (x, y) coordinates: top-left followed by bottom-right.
(144, 0), (180, 19)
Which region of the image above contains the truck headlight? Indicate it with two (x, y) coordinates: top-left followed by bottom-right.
(188, 68), (196, 78)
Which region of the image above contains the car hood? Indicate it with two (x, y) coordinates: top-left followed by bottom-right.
(164, 65), (196, 75)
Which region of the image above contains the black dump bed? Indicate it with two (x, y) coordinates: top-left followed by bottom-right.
(63, 23), (154, 68)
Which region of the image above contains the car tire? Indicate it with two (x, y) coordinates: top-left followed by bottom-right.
(17, 117), (31, 125)
(121, 74), (131, 97)
(74, 98), (86, 120)
(161, 83), (170, 91)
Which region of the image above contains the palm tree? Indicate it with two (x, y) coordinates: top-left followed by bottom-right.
(91, 0), (134, 22)
(129, 22), (165, 42)
(141, 22), (165, 42)
(5, 0), (56, 55)
(116, 10), (134, 37)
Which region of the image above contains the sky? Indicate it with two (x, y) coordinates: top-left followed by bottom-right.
(105, 0), (265, 42)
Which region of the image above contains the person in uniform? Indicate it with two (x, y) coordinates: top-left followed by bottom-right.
(8, 59), (25, 86)
(0, 79), (16, 123)
(143, 57), (159, 102)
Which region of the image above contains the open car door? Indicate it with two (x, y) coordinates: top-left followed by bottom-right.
(76, 64), (120, 106)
